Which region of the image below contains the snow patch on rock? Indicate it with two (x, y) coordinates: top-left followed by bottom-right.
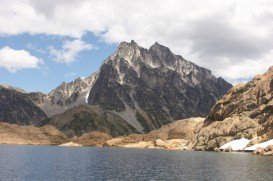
(85, 90), (90, 103)
(244, 139), (273, 151)
(219, 138), (251, 151)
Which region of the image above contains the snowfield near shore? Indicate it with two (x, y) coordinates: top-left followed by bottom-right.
(244, 139), (273, 151)
(219, 138), (251, 151)
(219, 138), (273, 152)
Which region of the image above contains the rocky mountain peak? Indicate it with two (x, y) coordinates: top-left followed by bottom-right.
(149, 41), (173, 56)
(114, 40), (141, 64)
(41, 72), (98, 117)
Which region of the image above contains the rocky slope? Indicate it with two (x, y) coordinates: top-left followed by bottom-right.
(192, 66), (273, 151)
(0, 122), (67, 145)
(40, 104), (138, 137)
(0, 85), (47, 125)
(104, 117), (204, 150)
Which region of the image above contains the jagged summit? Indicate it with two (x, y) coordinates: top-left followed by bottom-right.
(149, 41), (173, 55)
(42, 72), (99, 117)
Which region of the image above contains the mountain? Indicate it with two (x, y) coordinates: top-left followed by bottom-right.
(192, 66), (273, 151)
(0, 85), (47, 125)
(43, 40), (232, 135)
(86, 41), (231, 132)
(0, 41), (232, 135)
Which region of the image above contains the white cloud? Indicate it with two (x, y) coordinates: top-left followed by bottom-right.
(0, 46), (43, 72)
(1, 0), (273, 81)
(49, 39), (93, 64)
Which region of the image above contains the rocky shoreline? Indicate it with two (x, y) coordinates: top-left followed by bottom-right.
(1, 117), (273, 156)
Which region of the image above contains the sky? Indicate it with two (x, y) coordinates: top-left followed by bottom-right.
(0, 0), (273, 93)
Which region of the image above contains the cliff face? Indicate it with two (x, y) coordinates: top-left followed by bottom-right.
(192, 66), (273, 151)
(0, 85), (47, 125)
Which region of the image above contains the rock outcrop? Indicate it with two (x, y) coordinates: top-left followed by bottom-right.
(192, 66), (273, 151)
(104, 117), (204, 150)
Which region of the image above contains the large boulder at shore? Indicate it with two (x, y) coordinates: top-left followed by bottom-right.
(192, 66), (273, 151)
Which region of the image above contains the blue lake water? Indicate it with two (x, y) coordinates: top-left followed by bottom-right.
(0, 144), (272, 180)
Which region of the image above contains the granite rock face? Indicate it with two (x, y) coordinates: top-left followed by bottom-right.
(192, 66), (273, 151)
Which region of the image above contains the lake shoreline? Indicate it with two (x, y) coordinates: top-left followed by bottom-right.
(0, 142), (254, 155)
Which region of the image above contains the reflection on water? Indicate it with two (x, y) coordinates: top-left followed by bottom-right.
(0, 145), (272, 180)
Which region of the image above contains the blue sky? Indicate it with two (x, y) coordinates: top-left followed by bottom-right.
(0, 0), (273, 93)
(0, 33), (117, 93)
